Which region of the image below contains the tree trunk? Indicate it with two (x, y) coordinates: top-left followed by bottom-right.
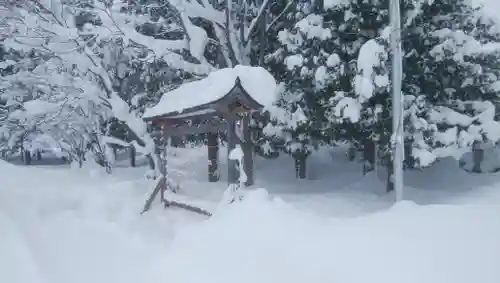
(258, 5), (266, 66)
(404, 142), (415, 169)
(207, 132), (219, 182)
(362, 139), (375, 175)
(76, 150), (85, 168)
(472, 141), (484, 173)
(36, 150), (42, 161)
(348, 145), (356, 161)
(113, 146), (118, 160)
(129, 145), (136, 167)
(386, 156), (394, 192)
(294, 154), (307, 179)
(312, 0), (324, 13)
(178, 137), (186, 148)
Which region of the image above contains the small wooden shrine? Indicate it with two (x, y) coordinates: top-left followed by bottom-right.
(143, 71), (274, 186)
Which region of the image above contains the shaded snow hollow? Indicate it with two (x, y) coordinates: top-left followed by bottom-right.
(143, 65), (277, 118)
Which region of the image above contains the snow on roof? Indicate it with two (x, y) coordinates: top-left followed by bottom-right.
(143, 65), (277, 119)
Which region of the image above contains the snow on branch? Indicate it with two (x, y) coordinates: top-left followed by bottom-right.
(1, 0), (163, 169)
(430, 28), (500, 62)
(355, 38), (389, 103)
(244, 0), (269, 42)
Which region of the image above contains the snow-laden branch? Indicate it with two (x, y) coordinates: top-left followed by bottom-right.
(266, 1), (293, 33)
(244, 0), (269, 43)
(1, 0), (163, 171)
(166, 0), (283, 66)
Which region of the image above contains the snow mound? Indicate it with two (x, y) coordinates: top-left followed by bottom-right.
(2, 158), (500, 283)
(0, 212), (45, 283)
(0, 160), (28, 177)
(0, 159), (20, 169)
(152, 189), (500, 283)
(143, 65), (277, 118)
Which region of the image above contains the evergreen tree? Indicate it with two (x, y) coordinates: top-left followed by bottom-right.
(328, 0), (500, 173)
(402, 0), (500, 168)
(267, 0), (500, 183)
(264, 2), (337, 178)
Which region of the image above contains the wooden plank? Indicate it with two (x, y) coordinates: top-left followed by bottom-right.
(142, 177), (212, 216)
(161, 110), (221, 124)
(210, 103), (236, 119)
(165, 120), (227, 136)
(163, 199), (212, 217)
(143, 104), (218, 122)
(140, 177), (165, 214)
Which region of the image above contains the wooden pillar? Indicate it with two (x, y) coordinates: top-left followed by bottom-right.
(227, 116), (239, 185)
(207, 132), (219, 182)
(129, 145), (136, 167)
(242, 114), (254, 186)
(159, 125), (169, 204)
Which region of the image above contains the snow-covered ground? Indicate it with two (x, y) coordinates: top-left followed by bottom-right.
(1, 146), (500, 283)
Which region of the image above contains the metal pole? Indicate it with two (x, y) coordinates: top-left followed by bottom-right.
(390, 0), (404, 202)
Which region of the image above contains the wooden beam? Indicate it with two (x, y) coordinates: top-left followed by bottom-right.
(165, 120), (227, 137)
(141, 176), (165, 214)
(143, 105), (219, 122)
(211, 103), (237, 119)
(160, 110), (220, 125)
(163, 198), (212, 217)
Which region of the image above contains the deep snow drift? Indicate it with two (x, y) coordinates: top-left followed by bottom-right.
(154, 190), (500, 283)
(1, 159), (500, 283)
